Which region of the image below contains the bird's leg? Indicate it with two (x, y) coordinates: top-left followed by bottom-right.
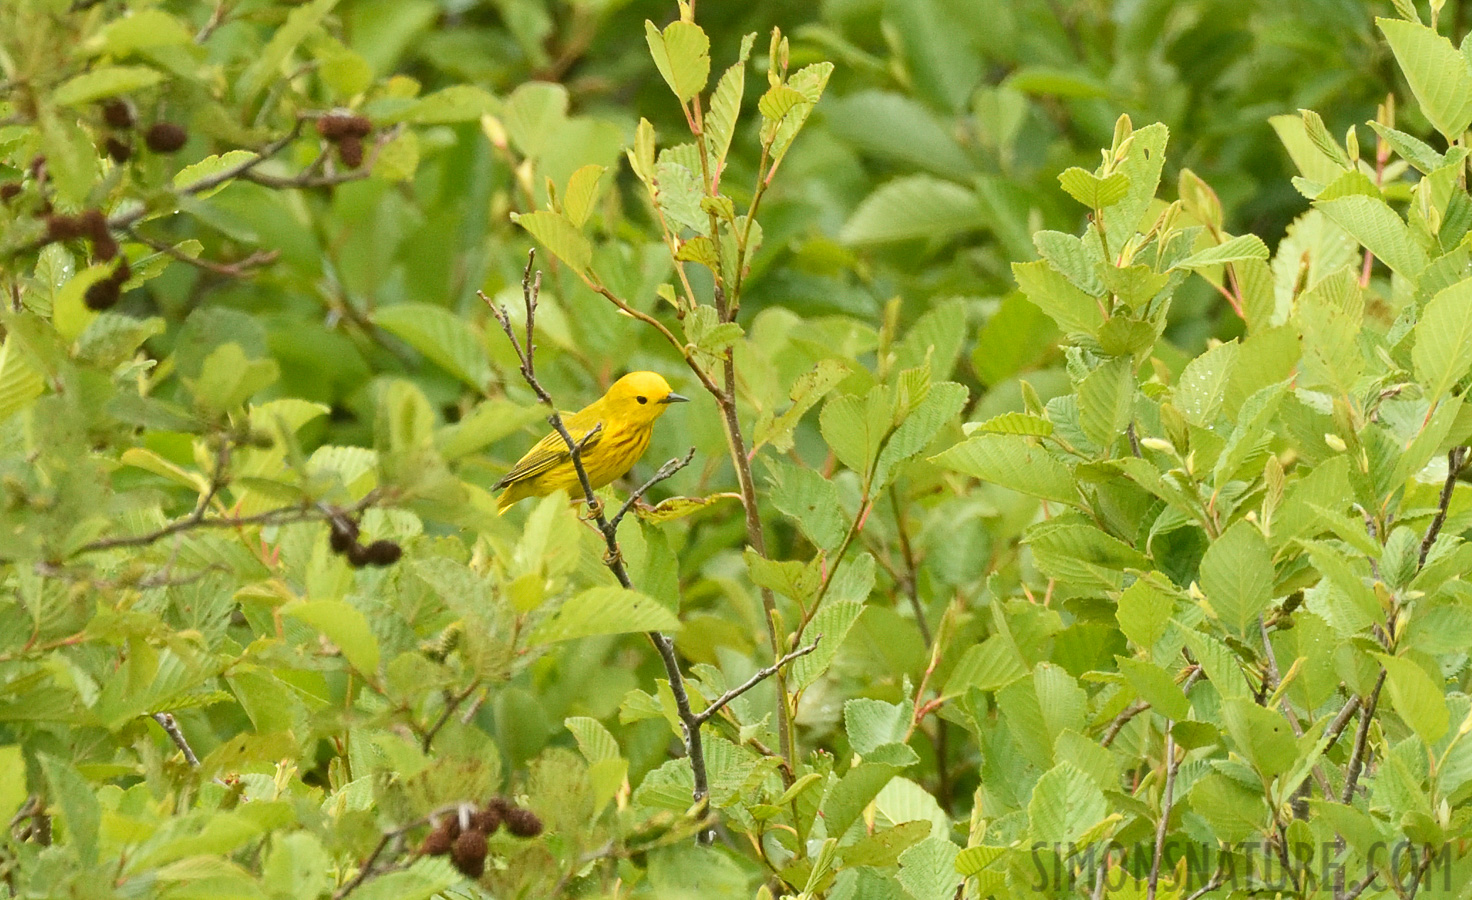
(580, 496), (604, 520)
(602, 546), (623, 568)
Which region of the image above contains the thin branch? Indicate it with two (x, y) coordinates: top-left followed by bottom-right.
(607, 448), (698, 532)
(333, 801), (476, 900)
(482, 250), (714, 842)
(150, 713), (200, 767)
(693, 638), (820, 725)
(890, 485), (932, 647)
(1101, 702), (1149, 748)
(1420, 446), (1465, 565)
(126, 227), (279, 278)
(73, 491), (381, 555)
(1183, 873), (1227, 900)
(1146, 729), (1178, 900)
(1341, 671), (1386, 804)
(421, 680), (483, 752)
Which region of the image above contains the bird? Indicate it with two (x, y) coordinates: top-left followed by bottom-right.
(494, 371), (688, 513)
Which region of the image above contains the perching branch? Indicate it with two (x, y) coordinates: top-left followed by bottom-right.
(333, 801), (479, 900)
(483, 249), (738, 844)
(150, 713), (200, 767)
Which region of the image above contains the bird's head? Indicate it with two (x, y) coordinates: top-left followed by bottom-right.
(604, 371), (688, 424)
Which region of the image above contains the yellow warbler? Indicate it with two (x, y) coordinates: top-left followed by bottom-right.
(495, 371), (688, 513)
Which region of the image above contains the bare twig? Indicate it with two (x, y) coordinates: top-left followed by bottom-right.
(1341, 671), (1386, 804)
(607, 449), (698, 531)
(1183, 872), (1227, 900)
(73, 491), (381, 555)
(150, 713), (200, 767)
(692, 638), (820, 725)
(1420, 446), (1466, 565)
(1147, 729), (1178, 900)
(333, 801), (477, 900)
(421, 681), (483, 752)
(1101, 701), (1148, 748)
(126, 227), (279, 278)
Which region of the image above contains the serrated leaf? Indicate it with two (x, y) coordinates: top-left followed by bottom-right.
(758, 85), (806, 121)
(1378, 18), (1472, 141)
(374, 303), (491, 391)
(791, 601), (863, 689)
(1012, 260), (1105, 335)
(897, 837), (961, 900)
(965, 411), (1053, 437)
(706, 34), (754, 167)
(645, 20), (710, 103)
(1317, 194), (1427, 280)
(1171, 234), (1270, 270)
(1413, 278), (1472, 400)
(633, 493), (740, 524)
(241, 0), (340, 102)
(285, 600), (380, 675)
(1198, 520), (1274, 634)
(752, 359), (853, 454)
(873, 381), (968, 491)
(930, 434), (1078, 504)
(1077, 358), (1133, 450)
(1028, 762), (1107, 845)
(1376, 654), (1450, 744)
(1116, 657), (1190, 721)
(840, 176), (985, 245)
(529, 587), (681, 644)
(562, 165), (606, 228)
(172, 150), (257, 193)
(1057, 168), (1129, 210)
(512, 210), (592, 275)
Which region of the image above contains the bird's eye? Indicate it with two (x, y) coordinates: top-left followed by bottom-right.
(636, 396), (648, 404)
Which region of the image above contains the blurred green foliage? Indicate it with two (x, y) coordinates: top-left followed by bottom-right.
(4, 0), (1472, 898)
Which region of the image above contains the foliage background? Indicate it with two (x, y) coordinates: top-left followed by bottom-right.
(3, 0), (1472, 898)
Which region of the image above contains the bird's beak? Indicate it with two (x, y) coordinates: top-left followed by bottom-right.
(660, 392), (689, 404)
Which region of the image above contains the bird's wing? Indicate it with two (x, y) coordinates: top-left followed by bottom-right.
(492, 417), (605, 489)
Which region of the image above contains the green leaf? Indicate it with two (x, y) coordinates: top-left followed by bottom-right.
(791, 601), (863, 690)
(0, 745), (24, 825)
(1174, 339), (1237, 427)
(373, 303), (492, 391)
(1368, 122), (1445, 174)
(942, 636), (1027, 696)
(840, 176), (985, 246)
(512, 210), (592, 276)
(1028, 762), (1107, 845)
(1116, 657), (1190, 721)
(845, 698), (913, 757)
(0, 336), (45, 424)
(40, 754), (101, 866)
(286, 600), (381, 675)
(826, 91), (973, 180)
(820, 384), (892, 479)
(645, 20), (710, 103)
(931, 434), (1078, 505)
(1116, 576), (1176, 651)
(1317, 195), (1428, 280)
(1076, 358), (1133, 450)
(1377, 18), (1472, 141)
(767, 461), (847, 552)
(705, 34), (755, 167)
(1102, 122), (1169, 238)
(1171, 234), (1271, 270)
(1057, 168), (1129, 210)
(388, 85), (498, 124)
(1376, 654), (1450, 744)
(966, 411), (1053, 437)
(1413, 278), (1472, 400)
(530, 587), (681, 644)
(1198, 520), (1274, 634)
(873, 381), (968, 491)
(897, 837), (961, 900)
(172, 150), (258, 193)
(1222, 699), (1298, 779)
(562, 164), (607, 229)
(52, 65), (164, 106)
(85, 9), (193, 55)
(752, 359), (854, 454)
(241, 0), (340, 102)
(1012, 260), (1105, 335)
